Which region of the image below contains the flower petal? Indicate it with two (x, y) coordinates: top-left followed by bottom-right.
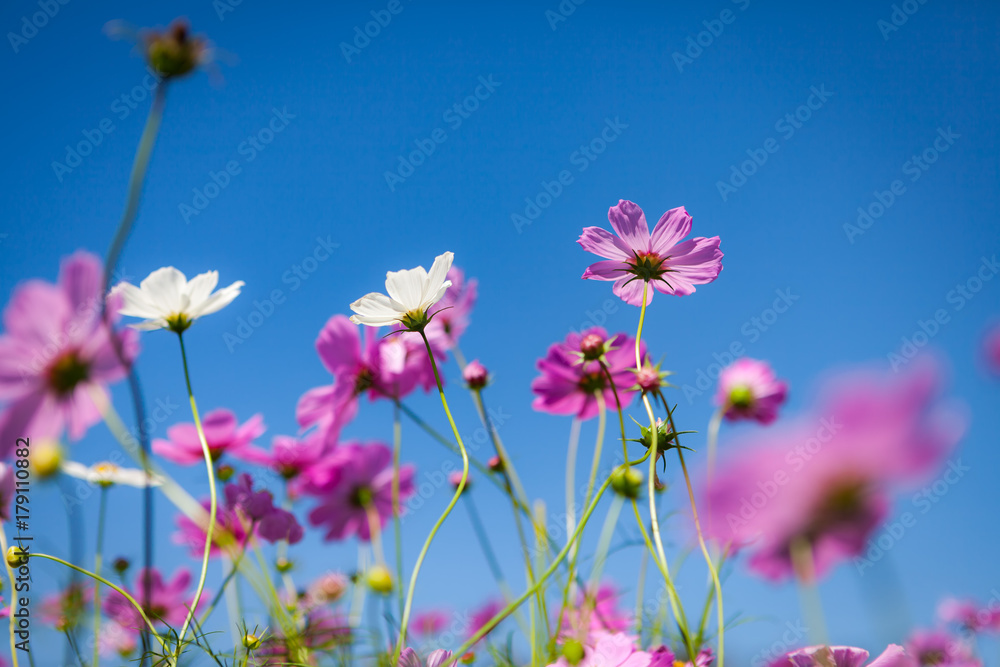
(184, 271), (220, 308)
(578, 226), (632, 260)
(385, 268), (427, 310)
(612, 276), (652, 306)
(139, 267), (188, 315)
(667, 236), (723, 284)
(187, 280), (244, 318)
(582, 260), (628, 281)
(423, 252), (454, 307)
(350, 293), (403, 326)
(649, 206), (692, 255)
(607, 200), (650, 252)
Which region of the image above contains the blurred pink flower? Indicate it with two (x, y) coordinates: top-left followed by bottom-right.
(463, 359), (489, 389)
(425, 266), (477, 351)
(152, 408), (266, 464)
(705, 359), (965, 581)
(0, 464), (13, 522)
(468, 598), (505, 643)
(304, 442), (415, 542)
(0, 251), (138, 457)
(938, 597), (1000, 633)
(715, 358), (788, 424)
(547, 632), (650, 667)
(413, 609), (450, 637)
(103, 567), (203, 631)
(399, 647), (453, 667)
(174, 499), (252, 557)
(904, 629), (981, 666)
(238, 431), (331, 496)
(578, 200), (723, 306)
(297, 315), (437, 446)
(39, 582), (91, 631)
(769, 645), (908, 666)
(532, 328), (645, 420)
(559, 584), (632, 643)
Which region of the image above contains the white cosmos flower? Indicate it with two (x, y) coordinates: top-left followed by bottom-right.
(111, 267), (244, 332)
(350, 252), (454, 328)
(62, 460), (163, 488)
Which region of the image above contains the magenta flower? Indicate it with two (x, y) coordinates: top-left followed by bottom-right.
(904, 629), (981, 667)
(399, 648), (454, 667)
(769, 645), (908, 667)
(103, 567), (204, 631)
(546, 633), (651, 667)
(174, 500), (252, 557)
(152, 408), (266, 465)
(304, 442), (415, 542)
(715, 358), (788, 424)
(578, 200), (723, 306)
(424, 266), (478, 351)
(469, 598), (505, 643)
(532, 328), (645, 420)
(649, 646), (714, 667)
(939, 597), (1000, 633)
(463, 359), (489, 389)
(297, 315), (436, 446)
(705, 359), (965, 581)
(559, 584), (632, 643)
(224, 473), (303, 544)
(0, 252), (138, 458)
(413, 609), (450, 637)
(238, 431), (331, 497)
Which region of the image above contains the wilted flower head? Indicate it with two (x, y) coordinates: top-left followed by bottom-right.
(578, 200), (723, 306)
(350, 252), (454, 330)
(532, 328), (645, 420)
(705, 359), (965, 581)
(715, 358), (788, 424)
(153, 408), (265, 464)
(0, 252), (138, 457)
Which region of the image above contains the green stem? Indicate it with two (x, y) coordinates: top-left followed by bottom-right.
(392, 404), (405, 621)
(587, 495), (623, 590)
(635, 549), (648, 640)
(1, 531), (20, 667)
(791, 537), (829, 648)
(393, 331), (470, 664)
(93, 487), (109, 667)
(564, 418), (582, 558)
(174, 332), (219, 661)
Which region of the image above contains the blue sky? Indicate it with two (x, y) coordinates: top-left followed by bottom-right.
(2, 0), (999, 664)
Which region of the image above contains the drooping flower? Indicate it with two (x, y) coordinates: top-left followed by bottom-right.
(715, 358), (788, 424)
(111, 266), (243, 332)
(413, 609), (450, 637)
(578, 200), (723, 306)
(399, 647), (454, 667)
(559, 584), (633, 643)
(0, 252), (138, 458)
(769, 645), (908, 667)
(39, 582), (92, 631)
(0, 464), (13, 522)
(297, 315), (436, 446)
(532, 328), (645, 420)
(424, 266), (478, 351)
(61, 460), (163, 488)
(546, 632), (651, 667)
(938, 597), (1000, 633)
(103, 567), (203, 631)
(705, 358), (965, 581)
(303, 442), (415, 542)
(903, 629), (981, 666)
(152, 408), (266, 464)
(350, 252), (454, 329)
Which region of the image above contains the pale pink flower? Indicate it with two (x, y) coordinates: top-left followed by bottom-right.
(546, 632), (651, 667)
(769, 645), (908, 667)
(103, 567), (204, 631)
(715, 358), (788, 424)
(152, 408), (266, 464)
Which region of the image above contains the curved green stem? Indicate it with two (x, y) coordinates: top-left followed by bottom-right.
(394, 331), (470, 664)
(174, 332), (219, 661)
(392, 404), (405, 621)
(0, 531), (20, 667)
(93, 487), (109, 667)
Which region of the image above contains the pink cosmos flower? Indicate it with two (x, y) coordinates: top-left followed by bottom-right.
(649, 646), (714, 666)
(103, 567), (203, 631)
(303, 442), (415, 542)
(399, 647), (454, 667)
(152, 408), (266, 465)
(425, 266), (478, 351)
(97, 621), (138, 658)
(413, 609), (450, 637)
(39, 582), (92, 631)
(578, 200), (723, 306)
(903, 629), (981, 666)
(547, 632), (651, 667)
(532, 328), (646, 420)
(769, 645), (908, 667)
(469, 598), (505, 643)
(559, 584), (632, 642)
(938, 597), (1000, 633)
(715, 358), (788, 424)
(297, 315), (437, 446)
(224, 473), (303, 544)
(307, 572), (349, 606)
(705, 358), (964, 581)
(0, 252), (138, 458)
(238, 431), (331, 497)
(174, 499), (252, 557)
(0, 464), (13, 522)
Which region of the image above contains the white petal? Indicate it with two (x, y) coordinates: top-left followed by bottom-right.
(425, 280), (452, 311)
(350, 293), (402, 326)
(187, 280), (244, 318)
(114, 468), (162, 488)
(61, 461), (89, 480)
(128, 318), (169, 331)
(384, 267), (427, 310)
(111, 282), (162, 319)
(184, 271), (220, 308)
(423, 251), (454, 305)
(139, 267), (188, 315)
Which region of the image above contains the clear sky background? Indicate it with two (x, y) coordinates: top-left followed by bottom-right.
(2, 0), (999, 664)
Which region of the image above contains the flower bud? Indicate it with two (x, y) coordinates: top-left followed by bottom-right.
(144, 20), (206, 80)
(579, 333), (606, 361)
(243, 633), (262, 650)
(563, 639), (585, 665)
(6, 546), (27, 569)
(449, 471), (470, 493)
(638, 419), (676, 455)
(460, 652), (475, 664)
(487, 455), (504, 473)
(366, 565), (393, 594)
(275, 557), (294, 574)
(113, 557), (130, 575)
(611, 468), (643, 499)
(216, 464), (235, 482)
(463, 360), (489, 389)
(30, 440), (62, 479)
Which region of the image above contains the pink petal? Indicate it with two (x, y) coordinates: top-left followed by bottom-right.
(649, 206), (692, 255)
(577, 226), (632, 261)
(612, 276), (652, 307)
(607, 200), (651, 252)
(582, 260), (629, 281)
(316, 315), (362, 375)
(667, 236), (724, 284)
